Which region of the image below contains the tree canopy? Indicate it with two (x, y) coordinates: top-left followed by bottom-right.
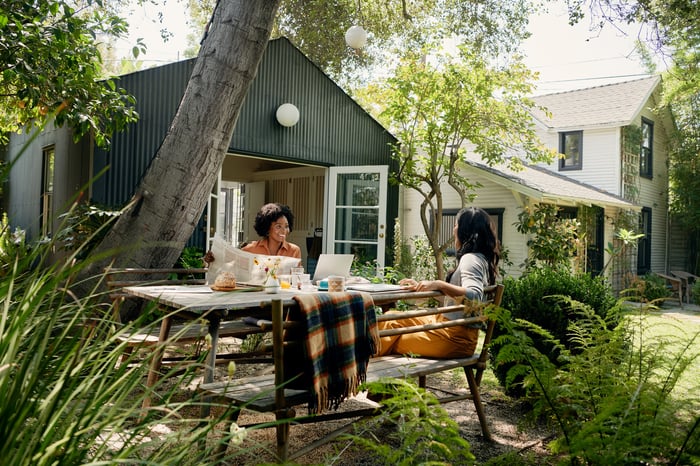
(0, 0), (139, 147)
(372, 43), (556, 277)
(181, 0), (542, 91)
(274, 0), (537, 77)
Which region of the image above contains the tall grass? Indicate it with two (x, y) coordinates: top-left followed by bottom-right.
(0, 213), (249, 464)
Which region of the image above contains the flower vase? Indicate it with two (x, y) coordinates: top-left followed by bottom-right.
(263, 277), (281, 294)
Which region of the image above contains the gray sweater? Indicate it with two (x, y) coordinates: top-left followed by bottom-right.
(445, 252), (489, 320)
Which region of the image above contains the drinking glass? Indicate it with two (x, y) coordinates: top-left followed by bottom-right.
(291, 267), (305, 289)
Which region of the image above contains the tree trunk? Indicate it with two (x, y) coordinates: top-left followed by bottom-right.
(76, 0), (281, 293)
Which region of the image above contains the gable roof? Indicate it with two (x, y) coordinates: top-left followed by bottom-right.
(92, 37), (397, 206)
(530, 76), (661, 131)
(230, 37), (397, 166)
(463, 155), (640, 211)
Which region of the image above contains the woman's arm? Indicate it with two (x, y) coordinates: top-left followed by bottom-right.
(399, 254), (488, 300)
(398, 278), (465, 299)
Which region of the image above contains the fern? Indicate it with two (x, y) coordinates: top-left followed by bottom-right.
(341, 379), (476, 465)
(492, 297), (700, 464)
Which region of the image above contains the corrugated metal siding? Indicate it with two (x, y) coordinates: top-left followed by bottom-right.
(92, 60), (196, 206)
(90, 37), (398, 256)
(235, 38), (400, 263)
(232, 38), (396, 167)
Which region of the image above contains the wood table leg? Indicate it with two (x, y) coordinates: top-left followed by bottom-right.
(141, 315), (172, 413)
(271, 300), (290, 462)
(200, 315), (221, 418)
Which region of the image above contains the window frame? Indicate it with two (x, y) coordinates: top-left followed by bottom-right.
(559, 130), (583, 171)
(640, 118), (654, 179)
(40, 146), (55, 238)
(637, 207), (652, 275)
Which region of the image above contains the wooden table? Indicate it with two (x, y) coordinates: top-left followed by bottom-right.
(122, 284), (441, 412)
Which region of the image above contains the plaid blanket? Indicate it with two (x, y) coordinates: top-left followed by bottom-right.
(290, 291), (380, 414)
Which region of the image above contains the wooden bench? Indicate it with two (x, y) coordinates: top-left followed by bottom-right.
(103, 267), (269, 372)
(670, 270), (698, 304)
(655, 272), (684, 308)
(199, 283), (504, 462)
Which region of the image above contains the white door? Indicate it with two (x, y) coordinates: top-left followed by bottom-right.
(326, 166), (388, 267)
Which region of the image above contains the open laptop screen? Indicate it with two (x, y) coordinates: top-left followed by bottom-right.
(312, 254), (354, 282)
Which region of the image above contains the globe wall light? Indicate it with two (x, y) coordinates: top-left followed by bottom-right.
(275, 103), (300, 127)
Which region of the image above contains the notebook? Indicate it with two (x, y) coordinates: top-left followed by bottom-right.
(312, 254), (354, 282)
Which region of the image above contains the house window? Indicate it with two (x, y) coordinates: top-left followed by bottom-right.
(559, 131), (583, 170)
(637, 207), (652, 275)
(557, 206), (577, 219)
(437, 208), (504, 255)
(218, 182), (245, 246)
(640, 118), (653, 179)
(40, 146), (55, 237)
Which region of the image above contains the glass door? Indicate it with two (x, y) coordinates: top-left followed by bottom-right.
(327, 166), (388, 267)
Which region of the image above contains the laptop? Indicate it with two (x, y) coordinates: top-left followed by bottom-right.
(312, 254), (354, 283)
(346, 283), (407, 293)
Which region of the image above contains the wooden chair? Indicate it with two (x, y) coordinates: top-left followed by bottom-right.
(655, 273), (684, 308)
(372, 284), (505, 441)
(670, 270), (698, 304)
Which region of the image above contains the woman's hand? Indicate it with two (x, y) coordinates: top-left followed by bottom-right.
(398, 278), (418, 289)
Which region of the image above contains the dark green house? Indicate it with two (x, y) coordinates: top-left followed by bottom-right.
(4, 38), (399, 271)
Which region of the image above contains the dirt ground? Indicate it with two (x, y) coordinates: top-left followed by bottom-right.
(148, 302), (699, 465)
(232, 374), (553, 466)
(168, 352), (554, 466)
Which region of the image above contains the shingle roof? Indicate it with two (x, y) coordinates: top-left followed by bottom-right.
(530, 76), (661, 130)
(464, 155), (639, 210)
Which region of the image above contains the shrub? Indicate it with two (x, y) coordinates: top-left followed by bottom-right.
(411, 235), (444, 281)
(392, 217), (414, 278)
(492, 266), (617, 395)
(55, 202), (121, 259)
(515, 204), (581, 270)
(178, 245), (205, 269)
(0, 212), (28, 276)
(625, 272), (672, 303)
(351, 259), (409, 284)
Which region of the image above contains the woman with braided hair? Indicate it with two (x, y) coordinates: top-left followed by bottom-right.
(377, 207), (500, 358)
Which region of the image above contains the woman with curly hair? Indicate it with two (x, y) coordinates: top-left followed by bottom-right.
(242, 203), (302, 259)
(377, 207), (500, 358)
